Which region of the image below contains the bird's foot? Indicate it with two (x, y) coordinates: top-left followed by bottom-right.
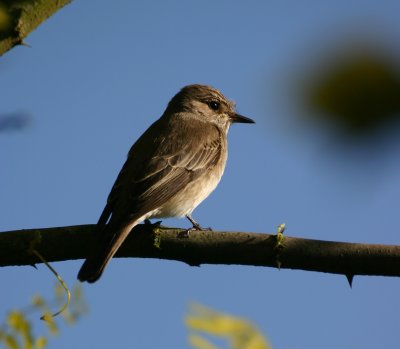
(177, 215), (212, 238)
(185, 214), (212, 231)
(177, 226), (212, 239)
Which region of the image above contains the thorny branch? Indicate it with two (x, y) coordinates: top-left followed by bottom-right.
(1, 224), (400, 281)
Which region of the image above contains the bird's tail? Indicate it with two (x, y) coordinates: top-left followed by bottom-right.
(78, 218), (140, 283)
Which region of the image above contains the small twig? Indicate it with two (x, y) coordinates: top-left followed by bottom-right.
(32, 250), (71, 320)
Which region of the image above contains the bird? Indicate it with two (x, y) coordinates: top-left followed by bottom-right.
(78, 84), (255, 283)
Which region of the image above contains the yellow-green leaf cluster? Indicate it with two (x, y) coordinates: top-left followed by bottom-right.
(186, 304), (271, 349)
(0, 283), (87, 349)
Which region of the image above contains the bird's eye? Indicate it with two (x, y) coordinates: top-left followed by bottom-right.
(208, 101), (220, 111)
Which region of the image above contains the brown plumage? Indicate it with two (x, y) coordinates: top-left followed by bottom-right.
(78, 84), (254, 283)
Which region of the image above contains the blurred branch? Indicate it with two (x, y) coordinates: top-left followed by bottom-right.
(0, 112), (32, 132)
(0, 0), (71, 56)
(1, 224), (400, 279)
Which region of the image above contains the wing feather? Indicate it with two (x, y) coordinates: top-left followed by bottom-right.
(105, 115), (224, 223)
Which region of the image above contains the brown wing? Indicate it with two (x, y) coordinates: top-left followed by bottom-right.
(103, 114), (224, 225)
(77, 115), (224, 282)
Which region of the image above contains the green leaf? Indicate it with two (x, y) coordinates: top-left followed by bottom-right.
(34, 336), (47, 349)
(3, 333), (20, 349)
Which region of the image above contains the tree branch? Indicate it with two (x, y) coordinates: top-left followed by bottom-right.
(1, 224), (400, 278)
(0, 0), (71, 56)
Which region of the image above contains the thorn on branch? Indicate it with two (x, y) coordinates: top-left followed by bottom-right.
(346, 274), (354, 288)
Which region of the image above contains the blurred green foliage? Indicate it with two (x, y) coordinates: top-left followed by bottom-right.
(305, 50), (400, 135)
(186, 303), (271, 349)
(0, 284), (87, 349)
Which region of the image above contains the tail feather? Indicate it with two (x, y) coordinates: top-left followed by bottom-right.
(78, 218), (140, 283)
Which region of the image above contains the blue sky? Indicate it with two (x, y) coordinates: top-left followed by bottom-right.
(2, 1), (400, 348)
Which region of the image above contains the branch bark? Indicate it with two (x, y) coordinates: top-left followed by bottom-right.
(1, 224), (400, 278)
(0, 0), (71, 56)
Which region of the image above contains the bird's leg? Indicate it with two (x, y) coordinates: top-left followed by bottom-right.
(178, 215), (213, 238)
(185, 214), (212, 231)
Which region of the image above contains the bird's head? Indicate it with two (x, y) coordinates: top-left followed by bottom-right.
(165, 84), (255, 130)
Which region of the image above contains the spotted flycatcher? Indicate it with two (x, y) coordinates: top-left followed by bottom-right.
(78, 84), (255, 282)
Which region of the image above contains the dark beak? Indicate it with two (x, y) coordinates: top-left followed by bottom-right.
(230, 113), (255, 124)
